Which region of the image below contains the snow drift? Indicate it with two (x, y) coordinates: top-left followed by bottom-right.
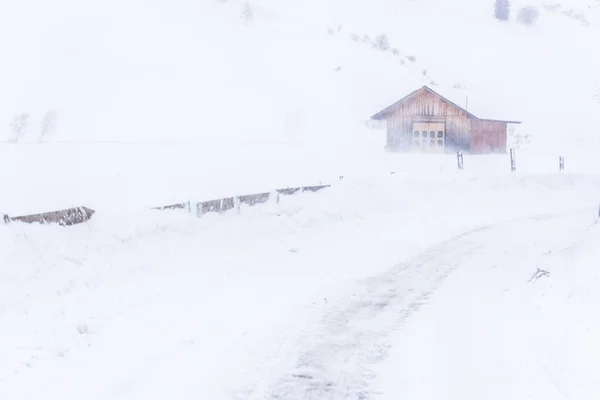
(2, 173), (600, 399)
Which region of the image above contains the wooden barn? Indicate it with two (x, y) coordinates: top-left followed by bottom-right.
(370, 86), (521, 154)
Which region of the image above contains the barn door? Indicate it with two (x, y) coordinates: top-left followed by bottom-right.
(411, 122), (445, 153)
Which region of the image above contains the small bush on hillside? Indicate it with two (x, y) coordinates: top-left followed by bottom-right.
(241, 2), (252, 24)
(391, 48), (400, 56)
(406, 55), (416, 63)
(374, 34), (390, 51)
(517, 6), (540, 26)
(494, 0), (511, 21)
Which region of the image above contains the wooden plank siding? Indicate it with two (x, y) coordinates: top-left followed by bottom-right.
(470, 120), (507, 154)
(374, 86), (520, 155)
(385, 90), (472, 152)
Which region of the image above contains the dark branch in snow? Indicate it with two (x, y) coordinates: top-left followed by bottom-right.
(528, 268), (550, 283)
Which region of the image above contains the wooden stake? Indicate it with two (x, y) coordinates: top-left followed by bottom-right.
(510, 148), (516, 172)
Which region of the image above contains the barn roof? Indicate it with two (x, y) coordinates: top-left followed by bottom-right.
(370, 85), (522, 124)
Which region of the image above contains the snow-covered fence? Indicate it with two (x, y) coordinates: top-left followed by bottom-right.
(2, 206), (95, 226)
(154, 184), (331, 217)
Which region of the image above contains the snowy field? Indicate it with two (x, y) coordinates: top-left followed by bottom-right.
(2, 0), (600, 398)
(0, 0), (598, 217)
(2, 142), (600, 216)
(2, 170), (600, 399)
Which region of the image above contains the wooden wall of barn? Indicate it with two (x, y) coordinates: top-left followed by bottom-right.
(385, 90), (472, 152)
(470, 120), (507, 154)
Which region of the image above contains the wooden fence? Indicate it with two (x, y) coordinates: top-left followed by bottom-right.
(153, 184), (331, 216)
(3, 206), (95, 227)
(1, 183), (331, 227)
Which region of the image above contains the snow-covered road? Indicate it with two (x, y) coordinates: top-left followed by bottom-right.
(372, 210), (600, 400)
(242, 208), (597, 399)
(2, 175), (599, 400)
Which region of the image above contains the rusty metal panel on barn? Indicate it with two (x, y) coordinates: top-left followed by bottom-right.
(470, 120), (507, 154)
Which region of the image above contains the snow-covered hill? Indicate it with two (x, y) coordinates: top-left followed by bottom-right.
(2, 2), (600, 399)
(1, 0), (597, 150)
(0, 0), (598, 214)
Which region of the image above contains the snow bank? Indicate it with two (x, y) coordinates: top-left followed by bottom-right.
(525, 224), (600, 399)
(1, 173), (599, 399)
(371, 194), (600, 399)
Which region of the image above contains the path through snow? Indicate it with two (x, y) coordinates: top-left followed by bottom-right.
(243, 208), (594, 399)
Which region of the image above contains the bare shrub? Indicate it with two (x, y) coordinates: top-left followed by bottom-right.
(373, 34), (390, 51)
(40, 110), (58, 142)
(10, 113), (30, 142)
(241, 2), (252, 24)
(517, 6), (540, 26)
(495, 0), (511, 21)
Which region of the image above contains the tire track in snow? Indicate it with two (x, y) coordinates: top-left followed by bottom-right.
(240, 208), (591, 400)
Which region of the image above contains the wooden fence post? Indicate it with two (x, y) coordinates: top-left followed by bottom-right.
(559, 156), (565, 172)
(234, 196), (241, 214)
(510, 148), (516, 172)
(457, 151), (464, 170)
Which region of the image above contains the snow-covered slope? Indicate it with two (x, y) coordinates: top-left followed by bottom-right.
(373, 211), (600, 399)
(2, 173), (600, 399)
(1, 0), (597, 149)
(2, 2), (600, 399)
(0, 0), (598, 214)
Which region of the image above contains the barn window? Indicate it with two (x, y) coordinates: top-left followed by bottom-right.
(437, 139), (444, 146)
(429, 131), (435, 138)
(413, 131), (419, 137)
(421, 131), (427, 138)
(438, 131), (444, 138)
(413, 139), (419, 146)
(429, 139), (435, 146)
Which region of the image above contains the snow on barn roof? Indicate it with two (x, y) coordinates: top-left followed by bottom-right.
(370, 85), (522, 124)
